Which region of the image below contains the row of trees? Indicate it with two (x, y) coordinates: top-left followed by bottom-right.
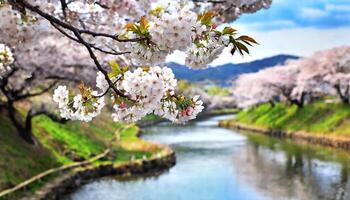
(0, 0), (271, 144)
(232, 47), (350, 108)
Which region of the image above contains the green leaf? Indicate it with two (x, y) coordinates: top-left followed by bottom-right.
(108, 60), (122, 78)
(223, 27), (237, 35)
(230, 47), (236, 55)
(149, 6), (164, 17)
(236, 42), (249, 55)
(125, 22), (137, 32)
(198, 11), (215, 26)
(238, 35), (258, 44)
(21, 14), (28, 23)
(139, 16), (150, 35)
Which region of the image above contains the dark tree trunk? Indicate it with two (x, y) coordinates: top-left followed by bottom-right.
(291, 100), (303, 108)
(7, 101), (36, 144)
(0, 65), (66, 145)
(289, 92), (306, 108)
(335, 85), (350, 104)
(342, 98), (349, 104)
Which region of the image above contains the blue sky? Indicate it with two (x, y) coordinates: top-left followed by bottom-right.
(235, 0), (350, 31)
(167, 0), (350, 65)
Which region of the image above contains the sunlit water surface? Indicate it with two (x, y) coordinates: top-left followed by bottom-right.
(65, 115), (350, 200)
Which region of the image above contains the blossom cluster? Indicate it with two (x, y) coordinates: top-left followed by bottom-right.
(155, 95), (204, 123)
(185, 31), (228, 69)
(111, 66), (175, 122)
(0, 43), (14, 76)
(123, 4), (198, 66)
(48, 1), (256, 123)
(53, 66), (204, 123)
(52, 85), (105, 122)
(122, 2), (255, 69)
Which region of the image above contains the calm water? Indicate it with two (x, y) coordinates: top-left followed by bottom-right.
(65, 115), (350, 200)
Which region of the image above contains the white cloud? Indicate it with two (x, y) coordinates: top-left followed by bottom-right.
(325, 4), (350, 12)
(300, 7), (328, 19)
(166, 27), (350, 66)
(231, 20), (296, 30)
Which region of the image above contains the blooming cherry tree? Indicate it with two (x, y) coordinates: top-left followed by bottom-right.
(232, 46), (350, 109)
(232, 72), (278, 108)
(296, 47), (350, 104)
(0, 0), (267, 143)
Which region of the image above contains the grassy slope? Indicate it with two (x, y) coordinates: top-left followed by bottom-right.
(0, 111), (161, 199)
(235, 102), (350, 136)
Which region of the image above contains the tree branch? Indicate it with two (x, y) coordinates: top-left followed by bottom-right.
(59, 0), (68, 18)
(51, 22), (130, 56)
(18, 0), (145, 43)
(27, 106), (67, 125)
(72, 30), (129, 98)
(17, 0), (132, 100)
(14, 81), (58, 101)
(44, 75), (80, 83)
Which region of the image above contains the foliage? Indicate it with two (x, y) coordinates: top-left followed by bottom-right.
(208, 108), (238, 115)
(205, 85), (230, 96)
(0, 110), (159, 198)
(236, 102), (350, 135)
(177, 80), (193, 93)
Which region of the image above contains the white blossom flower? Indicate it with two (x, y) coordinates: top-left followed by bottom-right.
(53, 84), (105, 122)
(96, 72), (109, 93)
(0, 44), (15, 76)
(53, 65), (203, 124)
(176, 95), (204, 123)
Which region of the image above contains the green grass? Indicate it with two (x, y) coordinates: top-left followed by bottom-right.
(208, 108), (239, 115)
(236, 102), (350, 136)
(205, 85), (230, 97)
(0, 110), (160, 199)
(138, 114), (163, 125)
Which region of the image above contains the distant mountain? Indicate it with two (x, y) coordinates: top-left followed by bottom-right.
(166, 54), (299, 86)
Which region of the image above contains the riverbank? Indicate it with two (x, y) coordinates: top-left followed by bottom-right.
(219, 102), (350, 150)
(22, 146), (175, 200)
(0, 110), (175, 200)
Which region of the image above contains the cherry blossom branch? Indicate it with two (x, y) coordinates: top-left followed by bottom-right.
(51, 22), (130, 56)
(14, 0), (133, 100)
(59, 0), (68, 18)
(71, 30), (128, 99)
(90, 44), (131, 56)
(94, 1), (110, 9)
(17, 0), (145, 43)
(92, 78), (121, 98)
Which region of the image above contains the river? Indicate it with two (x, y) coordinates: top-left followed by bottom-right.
(65, 115), (350, 200)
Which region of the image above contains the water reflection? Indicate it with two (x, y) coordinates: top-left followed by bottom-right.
(234, 132), (350, 200)
(65, 116), (350, 200)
